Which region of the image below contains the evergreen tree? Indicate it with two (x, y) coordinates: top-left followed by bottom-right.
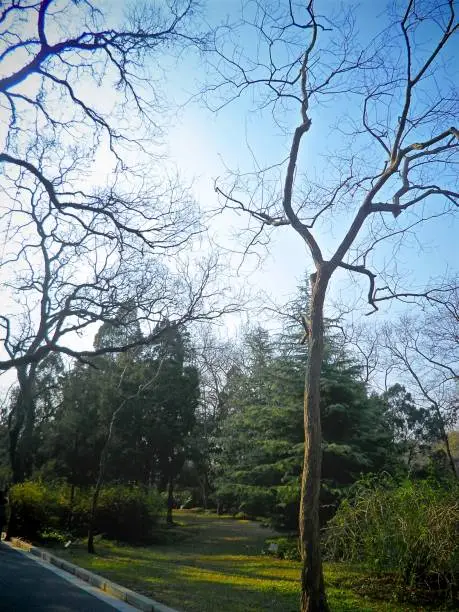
(215, 317), (397, 528)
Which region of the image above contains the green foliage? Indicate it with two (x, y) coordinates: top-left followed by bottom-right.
(9, 481), (164, 544)
(325, 477), (459, 602)
(320, 361), (397, 520)
(264, 536), (301, 560)
(38, 528), (72, 545)
(93, 486), (164, 543)
(215, 318), (397, 529)
(35, 322), (199, 499)
(58, 510), (422, 612)
(217, 482), (275, 518)
(9, 481), (67, 540)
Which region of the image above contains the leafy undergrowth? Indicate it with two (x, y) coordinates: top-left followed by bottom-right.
(53, 511), (443, 612)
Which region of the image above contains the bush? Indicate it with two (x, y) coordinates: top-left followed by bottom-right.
(264, 536), (301, 561)
(9, 482), (164, 544)
(233, 511), (250, 520)
(273, 482), (300, 530)
(216, 483), (275, 518)
(238, 487), (274, 518)
(94, 486), (164, 543)
(324, 477), (459, 602)
(38, 528), (72, 545)
(9, 481), (68, 540)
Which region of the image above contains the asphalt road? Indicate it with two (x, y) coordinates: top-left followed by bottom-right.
(0, 543), (125, 611)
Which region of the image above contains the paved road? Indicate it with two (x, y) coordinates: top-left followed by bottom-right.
(0, 543), (127, 611)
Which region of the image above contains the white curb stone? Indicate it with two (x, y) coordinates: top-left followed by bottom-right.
(9, 538), (181, 612)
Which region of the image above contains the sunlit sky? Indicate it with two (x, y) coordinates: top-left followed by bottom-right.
(0, 0), (458, 397)
(163, 0), (458, 326)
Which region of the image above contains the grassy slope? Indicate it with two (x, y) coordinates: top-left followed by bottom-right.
(57, 511), (430, 612)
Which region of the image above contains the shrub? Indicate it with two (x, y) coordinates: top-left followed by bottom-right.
(93, 486), (164, 543)
(216, 483), (275, 518)
(9, 481), (67, 540)
(233, 511), (250, 520)
(324, 476), (459, 602)
(66, 489), (92, 536)
(9, 482), (164, 544)
(265, 536), (301, 561)
(215, 483), (239, 515)
(238, 487), (274, 519)
(273, 482), (300, 530)
(38, 528), (72, 545)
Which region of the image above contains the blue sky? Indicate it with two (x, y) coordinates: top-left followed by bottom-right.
(163, 0), (458, 325)
(0, 0), (457, 398)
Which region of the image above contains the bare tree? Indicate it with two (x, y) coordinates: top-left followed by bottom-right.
(207, 2), (458, 609)
(0, 1), (241, 500)
(193, 327), (242, 423)
(0, 0), (208, 369)
(382, 283), (458, 479)
(190, 327), (243, 507)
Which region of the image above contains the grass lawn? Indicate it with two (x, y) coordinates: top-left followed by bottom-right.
(55, 511), (438, 612)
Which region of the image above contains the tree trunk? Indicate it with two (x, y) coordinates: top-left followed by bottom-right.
(88, 434), (110, 553)
(18, 403), (35, 479)
(87, 433), (109, 554)
(87, 391), (127, 553)
(299, 271), (330, 612)
(68, 482), (76, 530)
(87, 482), (101, 554)
(166, 475), (174, 525)
(6, 366), (36, 541)
(440, 423), (458, 480)
(430, 402), (458, 480)
(444, 437), (458, 480)
(201, 471), (209, 510)
(8, 408), (23, 484)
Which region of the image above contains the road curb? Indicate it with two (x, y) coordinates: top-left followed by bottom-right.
(8, 538), (179, 612)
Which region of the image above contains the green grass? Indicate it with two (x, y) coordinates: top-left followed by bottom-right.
(54, 511), (440, 611)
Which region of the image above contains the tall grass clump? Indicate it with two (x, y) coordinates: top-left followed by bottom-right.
(324, 476), (458, 602)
